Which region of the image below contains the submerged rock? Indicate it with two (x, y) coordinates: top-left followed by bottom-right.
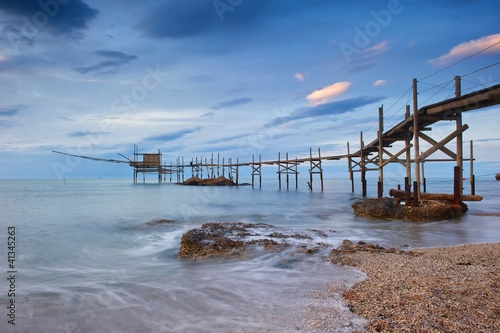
(330, 240), (414, 266)
(352, 198), (464, 221)
(182, 176), (236, 186)
(145, 219), (175, 226)
(178, 222), (326, 260)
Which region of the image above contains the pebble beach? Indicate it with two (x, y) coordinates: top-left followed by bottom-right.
(331, 242), (500, 332)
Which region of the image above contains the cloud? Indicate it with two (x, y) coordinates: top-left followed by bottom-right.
(74, 50), (137, 75)
(211, 97), (253, 110)
(137, 0), (335, 40)
(0, 0), (98, 35)
(428, 33), (500, 66)
(68, 130), (111, 137)
(363, 41), (389, 56)
(306, 81), (351, 105)
(144, 127), (201, 142)
(294, 73), (305, 82)
(373, 80), (387, 87)
(267, 96), (384, 127)
(0, 107), (21, 117)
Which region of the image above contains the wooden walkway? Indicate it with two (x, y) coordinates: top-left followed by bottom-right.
(53, 76), (500, 201)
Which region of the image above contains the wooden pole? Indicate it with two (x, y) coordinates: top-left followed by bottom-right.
(236, 158), (239, 185)
(405, 105), (412, 183)
(252, 154), (255, 188)
(217, 153), (220, 177)
(285, 152), (289, 189)
(378, 105), (384, 198)
(455, 76), (463, 196)
(360, 132), (367, 197)
(295, 157), (299, 188)
(453, 166), (461, 205)
(259, 155), (262, 188)
(278, 152), (281, 189)
(347, 142), (354, 193)
(309, 147), (313, 191)
(404, 177), (410, 205)
(318, 147), (324, 191)
(412, 78), (420, 201)
(470, 140), (475, 195)
(422, 161), (426, 193)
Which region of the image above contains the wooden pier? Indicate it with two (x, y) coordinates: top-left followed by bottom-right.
(53, 75), (500, 203)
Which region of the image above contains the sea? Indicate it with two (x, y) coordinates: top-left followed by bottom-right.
(0, 177), (498, 333)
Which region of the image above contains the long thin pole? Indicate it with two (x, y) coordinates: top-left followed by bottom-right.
(347, 142), (354, 193)
(455, 75), (463, 196)
(378, 105), (384, 198)
(470, 140), (475, 195)
(412, 78), (420, 203)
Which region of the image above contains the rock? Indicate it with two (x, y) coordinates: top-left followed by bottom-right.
(182, 176), (236, 186)
(145, 219), (175, 226)
(178, 222), (288, 260)
(352, 198), (464, 221)
(496, 173), (500, 180)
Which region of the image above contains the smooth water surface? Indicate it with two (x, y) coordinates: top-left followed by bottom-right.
(0, 178), (498, 332)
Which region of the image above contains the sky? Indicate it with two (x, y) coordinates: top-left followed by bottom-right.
(0, 0), (499, 181)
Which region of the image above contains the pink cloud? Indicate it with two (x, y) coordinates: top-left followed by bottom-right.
(428, 33), (500, 66)
(306, 81), (351, 105)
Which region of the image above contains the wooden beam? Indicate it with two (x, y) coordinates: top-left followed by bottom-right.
(417, 124), (468, 162)
(419, 132), (457, 160)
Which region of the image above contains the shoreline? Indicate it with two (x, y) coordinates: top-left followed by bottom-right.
(328, 242), (499, 332)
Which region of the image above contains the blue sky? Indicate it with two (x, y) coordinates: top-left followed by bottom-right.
(0, 0), (499, 180)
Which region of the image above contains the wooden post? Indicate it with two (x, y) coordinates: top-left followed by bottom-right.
(259, 155), (262, 188)
(217, 153), (220, 177)
(360, 132), (367, 197)
(412, 78), (421, 201)
(453, 166), (461, 205)
(470, 140), (475, 195)
(347, 142), (354, 193)
(405, 177), (411, 205)
(412, 181), (418, 207)
(309, 147), (313, 191)
(278, 152), (281, 189)
(286, 152), (290, 189)
(378, 105), (384, 198)
(422, 161), (426, 193)
(295, 157), (299, 189)
(318, 148), (324, 191)
(236, 158), (239, 185)
(455, 76), (463, 196)
(405, 105), (412, 184)
(252, 154), (255, 188)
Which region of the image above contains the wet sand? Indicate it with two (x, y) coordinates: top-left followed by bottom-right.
(330, 243), (500, 332)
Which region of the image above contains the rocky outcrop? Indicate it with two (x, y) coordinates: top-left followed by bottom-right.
(145, 219), (175, 226)
(178, 222), (285, 260)
(352, 198), (464, 221)
(178, 222), (331, 260)
(182, 176), (236, 186)
(330, 240), (415, 266)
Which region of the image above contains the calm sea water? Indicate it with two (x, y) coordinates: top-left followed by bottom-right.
(0, 177), (498, 332)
